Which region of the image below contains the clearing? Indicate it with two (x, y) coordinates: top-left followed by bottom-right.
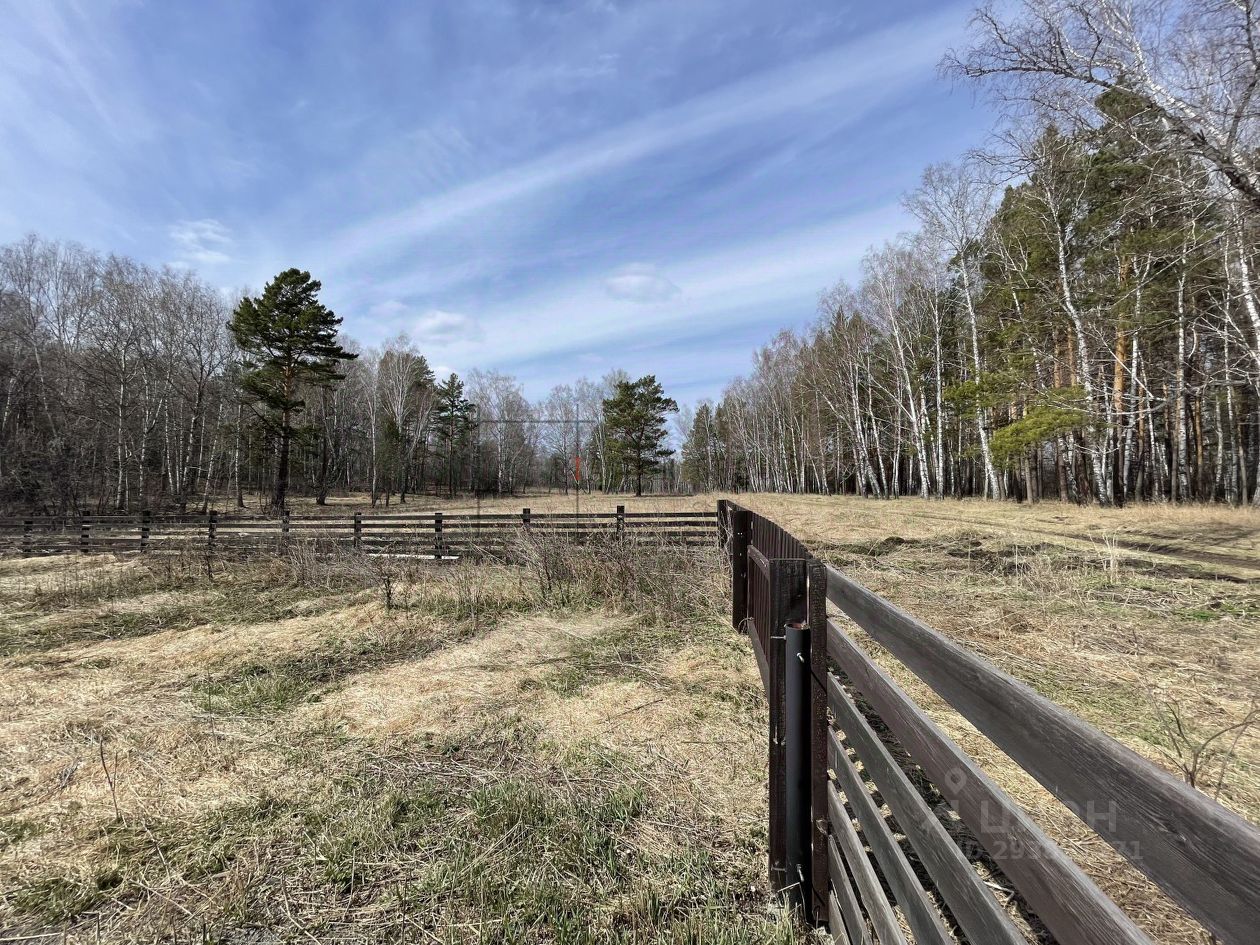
(0, 537), (797, 942)
(1, 493), (1256, 945)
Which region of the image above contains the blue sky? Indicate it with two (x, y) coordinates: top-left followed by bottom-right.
(0, 0), (994, 403)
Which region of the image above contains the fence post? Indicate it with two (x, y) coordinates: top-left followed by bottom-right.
(281, 509), (290, 549)
(22, 519), (32, 556)
(730, 509), (751, 632)
(207, 510), (217, 554)
(434, 511), (443, 557)
(353, 512), (362, 551)
(716, 499), (729, 549)
(616, 504), (625, 539)
(522, 506), (531, 532)
(79, 521), (90, 555)
(807, 558), (829, 925)
(140, 510), (151, 553)
(767, 557), (809, 906)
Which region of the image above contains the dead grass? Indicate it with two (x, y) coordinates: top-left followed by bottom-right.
(726, 493), (1258, 945)
(0, 539), (797, 943)
(2, 494), (1255, 944)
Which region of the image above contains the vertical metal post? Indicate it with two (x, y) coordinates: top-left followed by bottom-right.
(616, 504), (625, 539)
(730, 509), (751, 632)
(434, 510), (443, 558)
(140, 510), (150, 553)
(522, 506), (531, 532)
(281, 509), (290, 549)
(207, 510), (217, 554)
(767, 557), (808, 906)
(80, 521), (90, 555)
(716, 499), (729, 549)
(353, 512), (362, 551)
(22, 519), (32, 556)
(807, 558), (830, 925)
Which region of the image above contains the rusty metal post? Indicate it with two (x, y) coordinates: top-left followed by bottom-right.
(807, 558), (830, 926)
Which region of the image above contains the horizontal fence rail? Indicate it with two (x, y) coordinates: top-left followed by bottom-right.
(717, 499), (1260, 945)
(0, 506), (719, 558)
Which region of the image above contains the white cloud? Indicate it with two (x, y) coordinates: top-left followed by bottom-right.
(314, 8), (964, 271)
(170, 218), (232, 266)
(416, 309), (483, 344)
(602, 263), (680, 303)
(368, 302), (484, 346)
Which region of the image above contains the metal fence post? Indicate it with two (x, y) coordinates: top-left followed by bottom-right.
(807, 558), (830, 925)
(522, 506), (531, 532)
(353, 512), (362, 551)
(434, 511), (443, 557)
(207, 510), (217, 554)
(22, 519), (32, 556)
(140, 510), (151, 553)
(616, 504), (625, 539)
(281, 509), (290, 549)
(767, 557), (809, 906)
(730, 509), (751, 632)
(79, 521), (90, 555)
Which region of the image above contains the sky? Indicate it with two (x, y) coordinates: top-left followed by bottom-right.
(0, 0), (996, 404)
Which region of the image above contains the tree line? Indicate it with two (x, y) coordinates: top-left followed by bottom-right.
(0, 246), (681, 514)
(5, 1), (1258, 511)
(681, 0), (1260, 506)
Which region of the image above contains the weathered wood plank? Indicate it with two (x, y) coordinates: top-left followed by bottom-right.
(827, 837), (874, 945)
(827, 619), (1151, 945)
(825, 566), (1259, 945)
(828, 892), (853, 945)
(827, 672), (1026, 945)
(827, 730), (952, 945)
(827, 783), (909, 945)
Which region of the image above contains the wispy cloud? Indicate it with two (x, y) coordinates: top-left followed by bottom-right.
(414, 309), (484, 345)
(170, 218), (233, 266)
(0, 2), (989, 404)
(602, 263), (680, 303)
(313, 7), (964, 273)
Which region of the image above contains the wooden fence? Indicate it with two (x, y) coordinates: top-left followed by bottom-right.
(718, 499), (1260, 945)
(0, 507), (718, 557)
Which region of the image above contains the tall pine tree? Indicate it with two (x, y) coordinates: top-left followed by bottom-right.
(602, 375), (677, 496)
(229, 269), (356, 509)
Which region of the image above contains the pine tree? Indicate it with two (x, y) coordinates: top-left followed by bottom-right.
(432, 373), (475, 496)
(229, 269), (356, 509)
(602, 375), (678, 496)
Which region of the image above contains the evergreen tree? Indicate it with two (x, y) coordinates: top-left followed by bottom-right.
(432, 373), (475, 496)
(228, 269), (356, 509)
(602, 375), (678, 496)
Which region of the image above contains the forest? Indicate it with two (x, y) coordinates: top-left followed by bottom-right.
(3, 0), (1259, 511)
(689, 3), (1260, 506)
(0, 243), (682, 513)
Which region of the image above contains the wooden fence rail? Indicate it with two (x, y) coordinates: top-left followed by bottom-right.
(0, 507), (719, 558)
(717, 499), (1260, 945)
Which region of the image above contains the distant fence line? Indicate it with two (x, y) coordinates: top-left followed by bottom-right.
(718, 499), (1260, 945)
(0, 507), (718, 557)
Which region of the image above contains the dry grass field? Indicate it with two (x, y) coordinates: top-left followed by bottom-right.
(1, 492), (1256, 944)
(0, 537), (799, 943)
